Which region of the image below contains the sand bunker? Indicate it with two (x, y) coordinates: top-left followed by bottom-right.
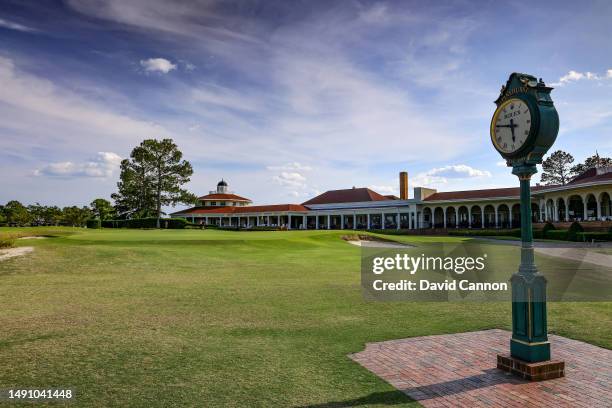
(0, 247), (34, 261)
(343, 234), (411, 248)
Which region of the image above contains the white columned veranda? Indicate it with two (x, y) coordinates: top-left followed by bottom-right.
(443, 207), (447, 229)
(455, 206), (460, 229)
(494, 207), (499, 228)
(327, 215), (331, 230)
(468, 207), (472, 228)
(367, 214), (371, 230)
(381, 213), (385, 229)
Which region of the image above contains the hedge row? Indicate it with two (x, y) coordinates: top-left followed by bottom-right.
(577, 232), (612, 241)
(448, 229), (521, 237)
(213, 226), (280, 231)
(543, 230), (568, 240)
(86, 219), (101, 229)
(101, 218), (187, 229)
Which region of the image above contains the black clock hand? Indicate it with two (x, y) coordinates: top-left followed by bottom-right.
(509, 118), (517, 142)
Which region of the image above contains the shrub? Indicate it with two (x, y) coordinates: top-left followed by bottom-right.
(86, 219), (101, 229)
(567, 221), (584, 242)
(542, 221), (556, 235)
(365, 229), (411, 235)
(545, 230), (568, 240)
(448, 229), (520, 237)
(101, 217), (187, 229)
(576, 232), (612, 242)
(0, 239), (14, 249)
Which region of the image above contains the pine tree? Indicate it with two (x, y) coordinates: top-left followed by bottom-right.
(540, 150), (575, 185)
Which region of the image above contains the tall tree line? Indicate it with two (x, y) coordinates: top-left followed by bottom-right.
(0, 198), (114, 227)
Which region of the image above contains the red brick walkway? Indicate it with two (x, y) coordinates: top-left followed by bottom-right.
(350, 329), (611, 407)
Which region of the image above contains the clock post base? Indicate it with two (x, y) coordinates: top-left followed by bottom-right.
(497, 354), (564, 381)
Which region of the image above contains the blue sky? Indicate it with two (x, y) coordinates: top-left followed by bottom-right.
(1, 0), (611, 209)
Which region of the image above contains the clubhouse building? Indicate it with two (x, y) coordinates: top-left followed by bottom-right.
(172, 168), (612, 230)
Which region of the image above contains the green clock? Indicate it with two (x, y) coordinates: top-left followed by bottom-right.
(490, 73), (559, 164)
(492, 74), (563, 369)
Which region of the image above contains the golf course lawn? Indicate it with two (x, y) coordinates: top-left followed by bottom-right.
(0, 228), (610, 407)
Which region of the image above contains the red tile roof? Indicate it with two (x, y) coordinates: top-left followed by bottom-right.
(172, 204), (308, 215)
(302, 188), (391, 205)
(423, 185), (551, 201)
(198, 193), (251, 201)
(568, 168), (612, 185)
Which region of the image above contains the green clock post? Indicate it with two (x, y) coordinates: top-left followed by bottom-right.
(490, 73), (565, 381)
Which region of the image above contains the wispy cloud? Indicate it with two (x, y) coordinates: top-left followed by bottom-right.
(266, 162), (312, 171)
(272, 172), (307, 188)
(0, 18), (38, 33)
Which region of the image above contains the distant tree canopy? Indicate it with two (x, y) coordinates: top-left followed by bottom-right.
(62, 206), (92, 227)
(4, 200), (32, 226)
(570, 153), (612, 175)
(112, 138), (196, 227)
(0, 202), (91, 227)
(541, 150), (612, 185)
(90, 198), (116, 220)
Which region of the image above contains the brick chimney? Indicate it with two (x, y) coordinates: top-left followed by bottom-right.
(399, 171), (408, 200)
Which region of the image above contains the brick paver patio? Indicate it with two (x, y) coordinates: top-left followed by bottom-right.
(350, 329), (611, 407)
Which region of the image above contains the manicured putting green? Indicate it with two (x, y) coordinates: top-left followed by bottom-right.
(0, 228), (609, 407)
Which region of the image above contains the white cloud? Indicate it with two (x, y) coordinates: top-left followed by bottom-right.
(428, 165), (492, 178)
(551, 69), (610, 86)
(0, 18), (38, 33)
(33, 152), (122, 178)
(272, 172), (307, 188)
(412, 165), (491, 187)
(496, 160), (507, 167)
(266, 162), (312, 171)
(140, 57), (177, 74)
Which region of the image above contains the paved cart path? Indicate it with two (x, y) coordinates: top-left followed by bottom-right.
(534, 247), (612, 268)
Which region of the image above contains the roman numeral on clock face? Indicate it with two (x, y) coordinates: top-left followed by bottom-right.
(492, 98), (532, 154)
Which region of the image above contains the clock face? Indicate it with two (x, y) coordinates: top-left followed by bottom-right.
(491, 98), (532, 155)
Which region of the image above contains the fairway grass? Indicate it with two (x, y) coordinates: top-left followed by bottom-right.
(0, 228), (610, 407)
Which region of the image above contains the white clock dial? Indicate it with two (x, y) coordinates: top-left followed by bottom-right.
(491, 98), (532, 154)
